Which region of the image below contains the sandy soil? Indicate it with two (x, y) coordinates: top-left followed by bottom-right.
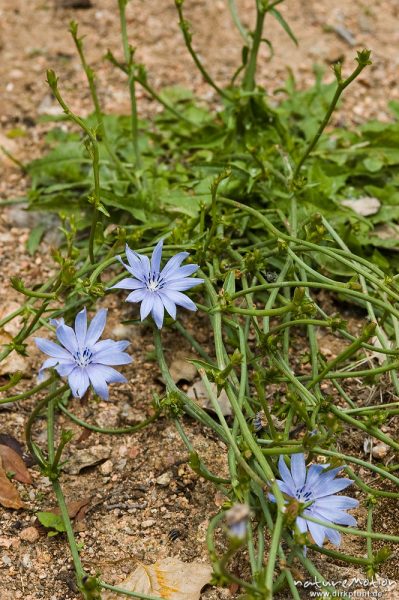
(1, 1), (399, 599)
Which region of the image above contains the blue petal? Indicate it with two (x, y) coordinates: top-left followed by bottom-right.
(313, 507), (357, 527)
(151, 295), (165, 329)
(68, 367), (90, 398)
(325, 526), (341, 547)
(161, 252), (190, 278)
(101, 365), (127, 384)
(85, 309), (107, 346)
(91, 339), (116, 353)
(307, 520), (326, 546)
(174, 264), (200, 277)
(110, 277), (145, 290)
(126, 289), (147, 303)
(151, 239), (164, 274)
(74, 308), (87, 348)
(56, 324), (79, 355)
(277, 455), (296, 495)
(35, 338), (71, 360)
(161, 290), (196, 311)
(93, 350), (132, 366)
(38, 357), (59, 380)
(116, 255), (145, 282)
(158, 291), (176, 319)
(316, 496), (359, 510)
(87, 364), (128, 399)
(277, 480), (296, 498)
(55, 361), (76, 377)
(93, 340), (130, 353)
(86, 365), (109, 400)
(140, 293), (155, 321)
(50, 317), (65, 328)
(310, 466), (344, 495)
(305, 463), (327, 488)
(296, 516), (308, 535)
(290, 453), (307, 489)
(314, 478), (354, 498)
(125, 245), (146, 278)
(166, 278), (204, 291)
(140, 254), (151, 278)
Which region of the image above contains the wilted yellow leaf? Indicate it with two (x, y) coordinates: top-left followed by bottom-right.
(103, 557), (212, 600)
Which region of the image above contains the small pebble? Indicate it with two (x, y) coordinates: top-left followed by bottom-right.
(372, 443), (389, 459)
(100, 460), (113, 476)
(19, 527), (40, 543)
(156, 472), (172, 487)
(141, 519), (156, 528)
(2, 554), (12, 566)
(21, 553), (32, 569)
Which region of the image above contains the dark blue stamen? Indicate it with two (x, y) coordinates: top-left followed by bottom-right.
(145, 271), (166, 291)
(73, 347), (93, 367)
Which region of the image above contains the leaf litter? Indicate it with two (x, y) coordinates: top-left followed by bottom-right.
(103, 557), (212, 600)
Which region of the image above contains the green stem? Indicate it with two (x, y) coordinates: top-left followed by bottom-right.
(220, 197), (399, 305)
(366, 502), (374, 566)
(293, 52), (371, 180)
(70, 22), (134, 183)
(329, 405), (399, 451)
(99, 582), (165, 600)
(25, 385), (68, 465)
(307, 322), (376, 389)
(0, 374), (58, 405)
(223, 302), (294, 317)
(118, 0), (141, 172)
(47, 71), (100, 263)
(242, 2), (266, 91)
(52, 480), (87, 584)
(308, 544), (371, 566)
(153, 328), (227, 440)
(305, 514), (399, 543)
(227, 0), (251, 43)
(174, 419), (230, 484)
(58, 403), (160, 434)
(175, 1), (229, 99)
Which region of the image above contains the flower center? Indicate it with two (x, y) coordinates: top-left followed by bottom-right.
(145, 271), (165, 292)
(295, 485), (313, 503)
(148, 279), (159, 291)
(73, 347), (93, 367)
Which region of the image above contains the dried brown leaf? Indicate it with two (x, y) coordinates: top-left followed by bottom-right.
(187, 380), (232, 416)
(169, 355), (197, 384)
(63, 445), (111, 475)
(0, 332), (28, 376)
(103, 557), (212, 600)
(0, 444), (32, 484)
(341, 196), (380, 216)
(0, 302), (28, 377)
(0, 434), (24, 457)
(45, 497), (91, 519)
(0, 458), (25, 510)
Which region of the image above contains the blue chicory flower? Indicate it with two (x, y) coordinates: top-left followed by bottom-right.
(110, 239), (204, 328)
(271, 453), (358, 547)
(35, 307), (132, 400)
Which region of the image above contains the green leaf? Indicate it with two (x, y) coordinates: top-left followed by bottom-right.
(159, 85), (194, 104)
(363, 157), (384, 172)
(26, 224), (47, 255)
(37, 511), (67, 535)
(270, 8), (298, 46)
